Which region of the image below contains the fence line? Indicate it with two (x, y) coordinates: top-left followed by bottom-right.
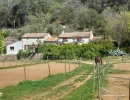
(93, 56), (130, 100)
(103, 75), (130, 81)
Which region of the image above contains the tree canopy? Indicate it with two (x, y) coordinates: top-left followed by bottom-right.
(0, 29), (7, 54)
(0, 0), (130, 53)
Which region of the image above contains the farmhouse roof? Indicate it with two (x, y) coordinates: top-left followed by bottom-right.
(90, 37), (101, 43)
(22, 33), (50, 38)
(44, 37), (58, 42)
(58, 32), (91, 38)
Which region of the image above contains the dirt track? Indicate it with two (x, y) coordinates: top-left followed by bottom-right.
(102, 63), (130, 100)
(0, 62), (77, 88)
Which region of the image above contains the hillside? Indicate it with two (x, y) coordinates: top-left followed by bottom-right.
(0, 0), (130, 52)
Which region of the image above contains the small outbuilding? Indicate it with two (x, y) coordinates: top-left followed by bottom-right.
(6, 41), (22, 54)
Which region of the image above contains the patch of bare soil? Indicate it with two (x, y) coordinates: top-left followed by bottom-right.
(0, 62), (77, 88)
(25, 71), (93, 100)
(101, 63), (130, 100)
(0, 60), (32, 68)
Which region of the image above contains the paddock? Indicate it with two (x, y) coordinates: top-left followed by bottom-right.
(0, 62), (78, 88)
(102, 63), (130, 100)
(94, 63), (130, 100)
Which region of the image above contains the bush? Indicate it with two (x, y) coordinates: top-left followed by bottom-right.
(39, 41), (115, 60)
(17, 50), (23, 60)
(109, 48), (127, 56)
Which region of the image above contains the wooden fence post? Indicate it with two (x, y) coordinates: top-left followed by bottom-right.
(3, 55), (4, 67)
(97, 64), (101, 100)
(47, 56), (51, 75)
(65, 60), (66, 73)
(107, 57), (110, 69)
(122, 56), (124, 62)
(69, 60), (70, 72)
(24, 66), (26, 80)
(74, 59), (76, 68)
(3, 60), (4, 67)
(129, 77), (130, 100)
(10, 59), (11, 66)
(79, 58), (80, 67)
(93, 62), (95, 93)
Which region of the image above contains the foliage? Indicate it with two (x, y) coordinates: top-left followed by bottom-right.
(39, 42), (114, 60)
(98, 38), (115, 56)
(17, 49), (35, 60)
(81, 43), (100, 59)
(103, 11), (130, 50)
(39, 44), (60, 59)
(109, 48), (127, 56)
(46, 24), (62, 36)
(0, 29), (7, 54)
(0, 0), (130, 53)
(17, 50), (23, 59)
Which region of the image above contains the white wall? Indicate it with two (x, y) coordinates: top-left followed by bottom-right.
(89, 31), (94, 39)
(82, 38), (89, 43)
(58, 37), (89, 43)
(7, 41), (22, 54)
(22, 34), (51, 50)
(58, 38), (74, 43)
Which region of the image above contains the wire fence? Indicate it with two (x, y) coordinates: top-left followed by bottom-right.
(0, 56), (81, 88)
(93, 56), (130, 100)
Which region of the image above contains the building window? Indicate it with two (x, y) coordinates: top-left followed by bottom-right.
(63, 38), (68, 42)
(10, 47), (14, 51)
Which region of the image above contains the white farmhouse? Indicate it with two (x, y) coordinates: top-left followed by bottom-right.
(58, 31), (93, 44)
(6, 41), (22, 54)
(21, 33), (51, 50)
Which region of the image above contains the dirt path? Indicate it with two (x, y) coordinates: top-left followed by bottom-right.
(24, 70), (93, 100)
(101, 63), (130, 100)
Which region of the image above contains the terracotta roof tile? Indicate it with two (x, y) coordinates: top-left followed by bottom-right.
(22, 33), (49, 38)
(58, 32), (90, 38)
(90, 37), (101, 42)
(44, 37), (58, 42)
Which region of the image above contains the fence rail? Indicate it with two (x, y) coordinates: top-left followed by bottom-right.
(93, 56), (130, 100)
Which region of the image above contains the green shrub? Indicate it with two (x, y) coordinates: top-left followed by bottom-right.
(39, 41), (115, 60)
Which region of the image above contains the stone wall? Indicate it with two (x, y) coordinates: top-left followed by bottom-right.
(0, 53), (43, 62)
(0, 54), (17, 62)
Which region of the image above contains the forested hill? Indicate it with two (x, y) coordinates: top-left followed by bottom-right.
(0, 0), (130, 38)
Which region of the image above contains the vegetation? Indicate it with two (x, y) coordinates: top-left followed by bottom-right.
(0, 0), (130, 53)
(0, 29), (7, 54)
(109, 48), (127, 56)
(39, 39), (114, 60)
(62, 64), (109, 100)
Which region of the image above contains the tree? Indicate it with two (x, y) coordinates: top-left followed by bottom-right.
(0, 29), (7, 54)
(119, 11), (130, 53)
(103, 11), (130, 52)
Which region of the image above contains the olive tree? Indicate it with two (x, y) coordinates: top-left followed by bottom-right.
(0, 29), (7, 54)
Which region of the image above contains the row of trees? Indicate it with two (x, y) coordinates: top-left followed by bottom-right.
(38, 39), (114, 60)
